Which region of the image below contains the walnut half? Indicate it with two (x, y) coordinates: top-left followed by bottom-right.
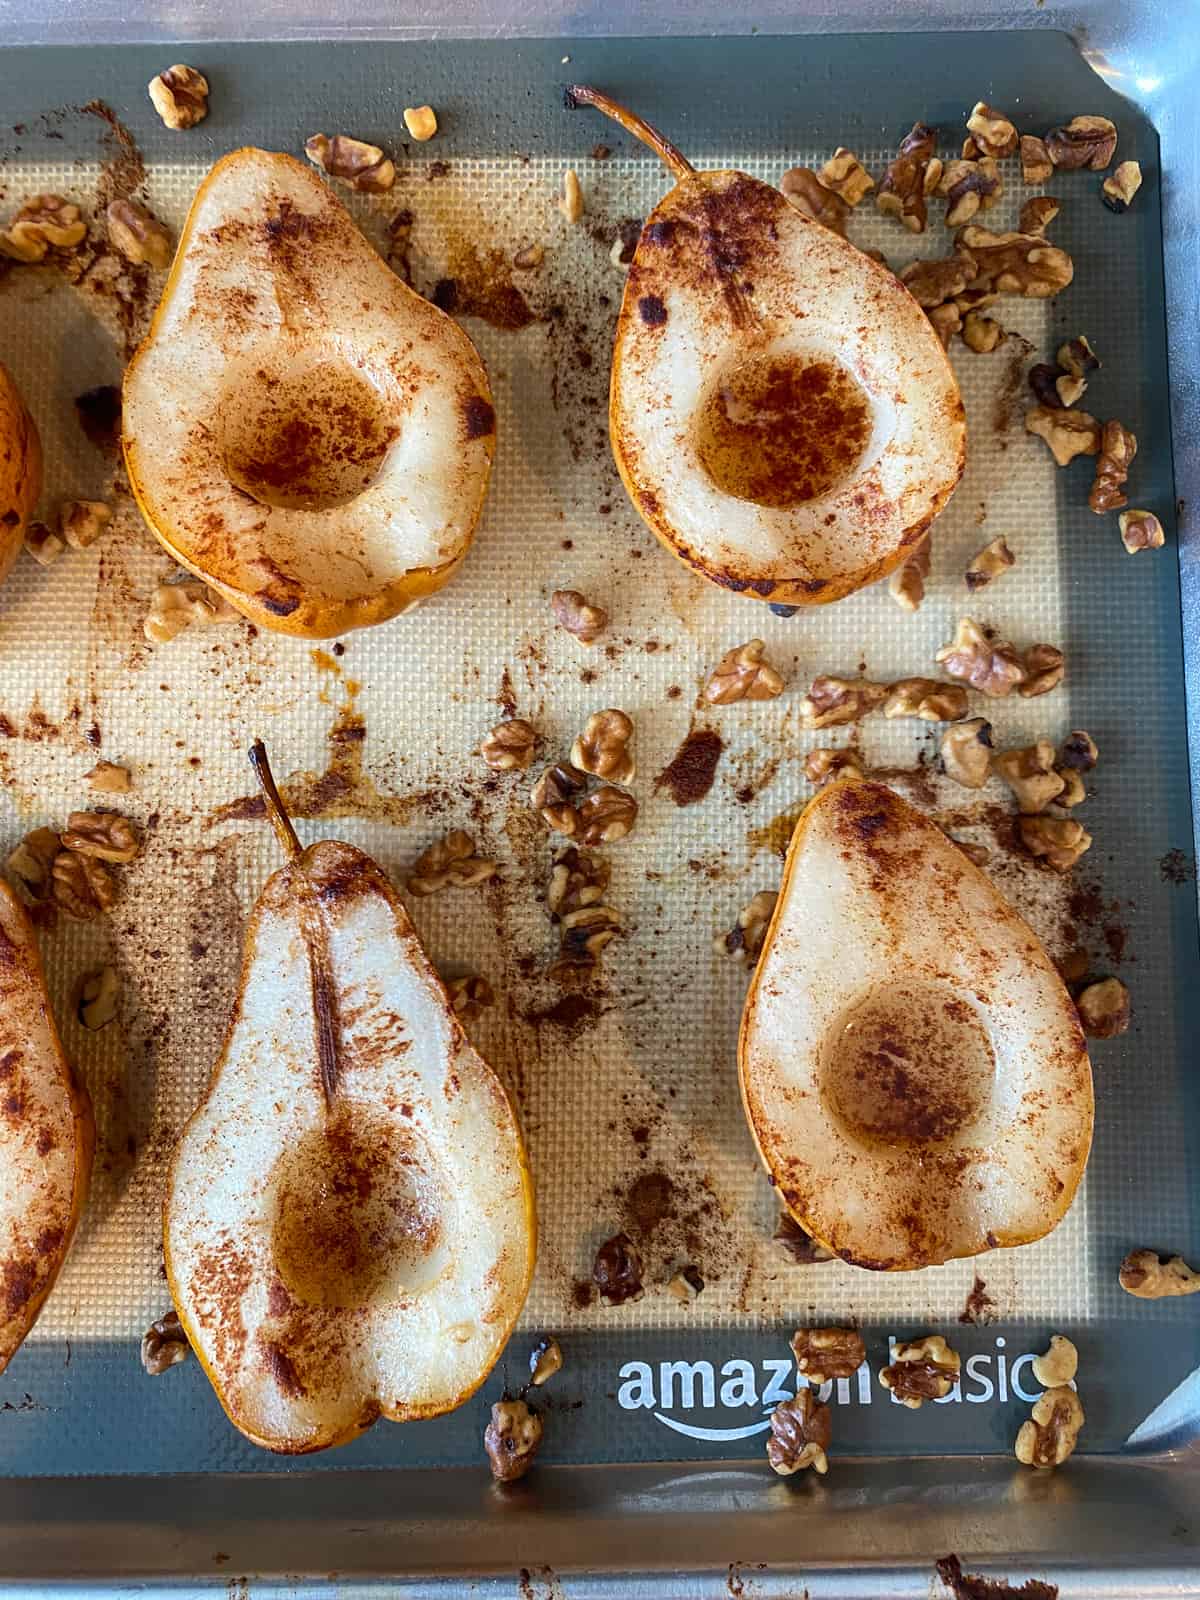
(0, 194), (87, 262)
(1018, 815), (1092, 872)
(879, 1335), (960, 1409)
(1119, 1249), (1200, 1299)
(791, 1327), (866, 1384)
(1119, 509), (1165, 554)
(484, 1399), (543, 1482)
(406, 830), (497, 895)
(994, 741), (1065, 815)
(935, 617), (1026, 697)
(877, 121), (938, 234)
(305, 134), (396, 194)
(61, 810), (141, 864)
(882, 678), (968, 723)
(800, 676), (888, 729)
(704, 639), (785, 704)
(1025, 405), (1101, 467)
(571, 709), (636, 783)
(481, 718), (536, 772)
(1015, 1386), (1084, 1468)
(766, 1388), (831, 1475)
(551, 588), (606, 645)
(106, 200), (173, 268)
(148, 64), (210, 130)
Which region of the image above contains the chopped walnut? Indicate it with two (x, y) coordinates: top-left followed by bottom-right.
(937, 158), (1002, 227)
(995, 741), (1066, 815)
(817, 147), (875, 206)
(1056, 769), (1087, 808)
(1019, 195), (1060, 236)
(0, 194), (87, 262)
(1118, 508), (1164, 554)
(935, 617), (1026, 697)
(1045, 115), (1117, 171)
(61, 811), (141, 864)
(1019, 643), (1065, 699)
(1120, 1249), (1200, 1299)
(1025, 405), (1101, 466)
(1015, 1386), (1084, 1469)
(558, 169), (584, 224)
(553, 902), (621, 969)
(703, 639), (785, 705)
(304, 134), (395, 193)
(593, 1233), (643, 1304)
(714, 889), (778, 965)
(141, 1309), (191, 1375)
(962, 310), (1003, 353)
(148, 65), (210, 130)
(23, 522), (65, 566)
(77, 964), (119, 1030)
(406, 830), (497, 895)
(403, 105), (439, 143)
(1018, 815), (1092, 872)
(900, 252), (976, 309)
(481, 717), (536, 772)
(577, 786), (637, 848)
(546, 845), (609, 919)
(927, 302), (962, 349)
(60, 500), (112, 550)
(887, 538), (930, 613)
(551, 588), (607, 645)
(1030, 1335), (1078, 1391)
(666, 1265), (705, 1305)
(966, 102), (1018, 159)
(877, 122), (938, 233)
(106, 199), (173, 268)
(531, 762), (588, 836)
(955, 225), (1073, 297)
(5, 827), (60, 899)
(529, 1336), (563, 1386)
(780, 167), (849, 235)
(1058, 335), (1101, 379)
(51, 848), (116, 920)
(144, 581), (240, 644)
(965, 535), (1014, 590)
(1020, 134), (1054, 185)
(766, 1388), (831, 1476)
(792, 1327), (866, 1385)
(571, 709), (636, 783)
(1089, 420), (1137, 514)
(1059, 730), (1098, 772)
(774, 1213), (837, 1264)
(447, 973), (495, 1020)
(883, 678), (969, 723)
(940, 718), (993, 789)
(87, 761), (131, 795)
(484, 1399), (542, 1482)
(1076, 976), (1130, 1038)
(1102, 160), (1143, 213)
(513, 242), (545, 271)
(879, 1335), (960, 1409)
(800, 676), (889, 729)
(803, 748), (864, 787)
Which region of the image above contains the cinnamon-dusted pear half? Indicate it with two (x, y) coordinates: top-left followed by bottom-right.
(164, 744), (535, 1454)
(0, 882), (94, 1373)
(123, 148), (496, 637)
(739, 779), (1092, 1270)
(567, 87), (965, 606)
(0, 362), (42, 587)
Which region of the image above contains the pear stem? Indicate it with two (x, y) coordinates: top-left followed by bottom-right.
(564, 85), (695, 182)
(248, 740), (302, 861)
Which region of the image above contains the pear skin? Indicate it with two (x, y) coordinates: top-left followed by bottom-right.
(0, 363), (42, 589)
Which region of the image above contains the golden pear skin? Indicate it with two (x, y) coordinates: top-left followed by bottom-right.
(0, 363), (42, 588)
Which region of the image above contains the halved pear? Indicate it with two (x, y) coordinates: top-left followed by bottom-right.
(123, 149), (496, 637)
(0, 882), (94, 1374)
(568, 88), (965, 606)
(739, 778), (1092, 1270)
(0, 362), (42, 588)
(165, 745), (535, 1453)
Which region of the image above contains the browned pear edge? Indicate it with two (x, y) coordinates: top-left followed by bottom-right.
(735, 776), (1093, 1269)
(121, 148), (492, 639)
(0, 883), (94, 1375)
(0, 364), (43, 589)
(162, 742), (535, 1454)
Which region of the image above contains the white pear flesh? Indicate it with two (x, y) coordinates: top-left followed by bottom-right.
(739, 779), (1093, 1270)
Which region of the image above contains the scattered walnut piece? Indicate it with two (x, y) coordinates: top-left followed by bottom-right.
(962, 309), (1003, 353)
(879, 1335), (960, 1409)
(304, 134), (395, 193)
(900, 253), (976, 309)
(780, 166), (849, 235)
(531, 762), (588, 837)
(1058, 335), (1101, 380)
(955, 225), (1073, 296)
(935, 617), (1026, 697)
(1017, 643), (1065, 700)
(1015, 1386), (1084, 1469)
(792, 1327), (866, 1385)
(77, 964), (119, 1030)
(1019, 195), (1060, 236)
(403, 105), (438, 143)
(484, 1399), (542, 1483)
(60, 500), (112, 550)
(766, 1388), (831, 1476)
(927, 302), (961, 349)
(704, 639), (785, 705)
(148, 64), (209, 130)
(666, 1265), (705, 1305)
(713, 889), (778, 965)
(529, 1336), (563, 1386)
(51, 848), (116, 920)
(553, 902), (621, 970)
(84, 761), (130, 795)
(593, 1232), (643, 1305)
(1076, 976), (1130, 1039)
(558, 168), (584, 224)
(775, 1213), (837, 1264)
(513, 242), (545, 271)
(1045, 115), (1116, 171)
(1018, 815), (1092, 872)
(577, 786), (637, 848)
(938, 157), (1002, 227)
(407, 830), (497, 895)
(1102, 160), (1143, 214)
(1056, 769), (1087, 808)
(1020, 134), (1054, 185)
(0, 194), (87, 262)
(447, 974), (495, 1020)
(141, 1310), (191, 1375)
(144, 581), (240, 643)
(803, 748), (864, 787)
(571, 709), (635, 783)
(940, 718), (993, 790)
(800, 676), (889, 729)
(887, 538), (930, 613)
(481, 717), (536, 772)
(1119, 1249), (1200, 1299)
(995, 741), (1066, 815)
(965, 535), (1014, 589)
(1059, 730), (1099, 772)
(5, 828), (60, 899)
(106, 199), (173, 267)
(1118, 509), (1164, 554)
(966, 102), (1018, 159)
(1025, 405), (1101, 466)
(1030, 1335), (1078, 1392)
(1027, 363), (1067, 409)
(551, 588), (607, 645)
(877, 122), (938, 233)
(61, 811), (141, 864)
(817, 147), (875, 206)
(882, 678), (968, 723)
(1089, 420), (1137, 514)
(546, 845), (609, 920)
(23, 522), (65, 566)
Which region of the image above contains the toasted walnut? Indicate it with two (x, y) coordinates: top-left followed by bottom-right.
(887, 537), (930, 613)
(1046, 115), (1116, 171)
(1059, 730), (1098, 773)
(571, 709), (636, 783)
(407, 830), (497, 895)
(1015, 1386), (1084, 1469)
(800, 676), (889, 729)
(883, 678), (969, 722)
(85, 761), (131, 794)
(1118, 508), (1164, 554)
(6, 828), (61, 899)
(1019, 643), (1065, 699)
(955, 225), (1073, 297)
(0, 194), (87, 262)
(1018, 196), (1060, 238)
(962, 309), (1003, 353)
(531, 762), (588, 836)
(792, 1327), (866, 1385)
(927, 302), (962, 349)
(879, 1336), (960, 1409)
(1102, 160), (1143, 214)
(780, 167), (849, 235)
(1056, 769), (1087, 808)
(447, 974), (495, 1020)
(77, 964), (119, 1030)
(105, 199), (173, 268)
(1076, 976), (1130, 1039)
(144, 581), (240, 643)
(593, 1232), (643, 1304)
(546, 845), (609, 919)
(994, 741), (1066, 815)
(558, 168), (584, 224)
(1055, 373), (1088, 408)
(900, 252), (976, 309)
(803, 748), (864, 787)
(1018, 815), (1092, 872)
(938, 158), (1002, 227)
(1120, 1249), (1200, 1299)
(1058, 336), (1101, 380)
(514, 242), (545, 270)
(481, 717), (536, 772)
(966, 102), (1018, 159)
(23, 522), (65, 566)
(484, 1399), (542, 1483)
(1089, 420), (1137, 514)
(60, 500), (112, 551)
(529, 1336), (563, 1386)
(61, 811), (141, 864)
(877, 122), (938, 233)
(577, 786), (637, 848)
(51, 848), (115, 920)
(148, 64), (209, 130)
(1020, 135), (1054, 185)
(1028, 363), (1067, 409)
(1029, 1335), (1078, 1394)
(704, 639), (785, 705)
(935, 618), (1026, 697)
(766, 1388), (831, 1476)
(551, 588), (607, 644)
(141, 1310), (191, 1376)
(940, 718), (993, 789)
(304, 134), (395, 194)
(403, 105), (439, 143)
(965, 535), (1014, 589)
(714, 889), (778, 965)
(666, 1265), (705, 1305)
(554, 902), (621, 970)
(1025, 405), (1101, 466)
(775, 1213), (837, 1264)
(817, 147), (874, 205)
(954, 285), (999, 315)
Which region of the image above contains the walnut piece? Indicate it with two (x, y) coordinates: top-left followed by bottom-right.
(900, 252), (976, 309)
(447, 973), (495, 1020)
(1045, 115), (1117, 171)
(1019, 643), (1065, 699)
(106, 199), (173, 268)
(61, 811), (141, 864)
(962, 309), (1003, 353)
(148, 64), (210, 130)
(704, 639), (785, 704)
(1056, 768), (1086, 808)
(964, 535), (1014, 591)
(877, 122), (938, 233)
(529, 1335), (564, 1386)
(403, 105), (439, 143)
(531, 762), (588, 836)
(955, 225), (1073, 297)
(887, 538), (930, 612)
(1119, 509), (1165, 554)
(966, 102), (1018, 160)
(803, 748), (864, 787)
(800, 676), (888, 729)
(1059, 730), (1098, 772)
(5, 827), (60, 899)
(593, 1232), (643, 1304)
(994, 741), (1066, 815)
(1015, 1386), (1084, 1469)
(1020, 134), (1054, 185)
(1019, 196), (1060, 237)
(481, 717), (536, 772)
(1089, 419), (1137, 514)
(577, 786), (637, 847)
(551, 588), (607, 644)
(1031, 1335), (1078, 1391)
(879, 1335), (961, 1409)
(882, 678), (969, 722)
(23, 522), (65, 566)
(51, 848), (116, 920)
(935, 617), (1026, 697)
(1025, 405), (1101, 466)
(144, 581), (240, 643)
(927, 302), (961, 349)
(1018, 815), (1092, 872)
(571, 709), (636, 783)
(304, 134), (396, 194)
(514, 242), (545, 270)
(714, 889), (778, 965)
(77, 964), (119, 1030)
(1076, 976), (1130, 1039)
(938, 158), (1002, 228)
(941, 718), (993, 789)
(554, 902), (621, 970)
(1102, 160), (1143, 214)
(666, 1265), (705, 1305)
(60, 500), (112, 550)
(0, 194), (87, 262)
(780, 167), (849, 235)
(1058, 336), (1101, 379)
(817, 147), (875, 206)
(546, 845), (609, 919)
(792, 1327), (866, 1384)
(558, 169), (584, 224)
(484, 1398), (542, 1482)
(406, 830), (497, 895)
(1120, 1249), (1200, 1299)
(766, 1388), (831, 1476)
(141, 1310), (191, 1375)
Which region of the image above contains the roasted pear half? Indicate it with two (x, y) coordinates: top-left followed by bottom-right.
(123, 149), (496, 637)
(568, 88), (965, 606)
(0, 363), (42, 588)
(739, 779), (1093, 1270)
(0, 882), (94, 1373)
(165, 745), (534, 1453)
